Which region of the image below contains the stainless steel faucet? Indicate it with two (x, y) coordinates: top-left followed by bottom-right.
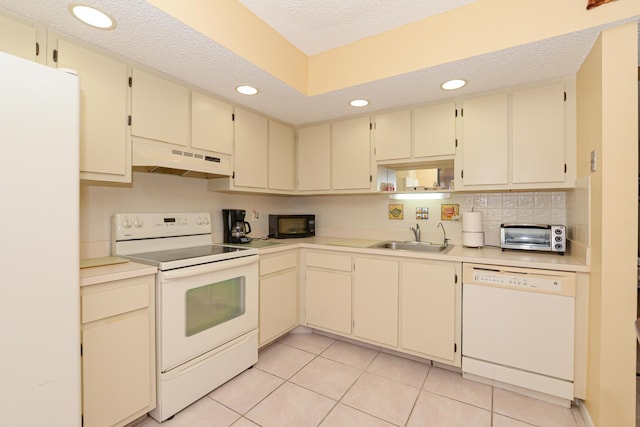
(409, 224), (421, 242)
(438, 222), (449, 246)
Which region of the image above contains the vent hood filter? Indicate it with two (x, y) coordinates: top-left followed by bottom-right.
(132, 138), (232, 179)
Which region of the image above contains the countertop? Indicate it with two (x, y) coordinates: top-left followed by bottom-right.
(80, 260), (157, 287)
(227, 237), (589, 273)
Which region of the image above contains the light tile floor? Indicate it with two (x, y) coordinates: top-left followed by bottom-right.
(139, 332), (585, 427)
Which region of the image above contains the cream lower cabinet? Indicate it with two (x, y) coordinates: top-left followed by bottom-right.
(302, 250), (461, 367)
(259, 250), (298, 346)
(81, 274), (155, 427)
(400, 260), (461, 365)
(353, 257), (399, 347)
(304, 251), (352, 335)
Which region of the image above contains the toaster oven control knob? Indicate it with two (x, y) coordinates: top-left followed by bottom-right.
(555, 243), (564, 250)
(555, 228), (563, 234)
(122, 217), (132, 229)
(555, 236), (563, 242)
(133, 217), (143, 228)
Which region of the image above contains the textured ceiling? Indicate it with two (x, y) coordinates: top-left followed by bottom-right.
(237, 0), (478, 55)
(0, 1), (637, 126)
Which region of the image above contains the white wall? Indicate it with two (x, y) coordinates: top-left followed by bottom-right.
(80, 172), (295, 257)
(81, 171), (568, 257)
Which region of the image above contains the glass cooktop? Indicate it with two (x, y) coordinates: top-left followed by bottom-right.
(128, 245), (251, 263)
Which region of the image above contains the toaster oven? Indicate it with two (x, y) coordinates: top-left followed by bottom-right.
(500, 224), (566, 254)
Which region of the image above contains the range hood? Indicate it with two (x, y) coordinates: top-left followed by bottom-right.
(132, 138), (232, 179)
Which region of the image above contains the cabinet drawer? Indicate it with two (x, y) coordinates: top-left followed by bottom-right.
(306, 252), (352, 272)
(82, 281), (150, 324)
(260, 251), (297, 276)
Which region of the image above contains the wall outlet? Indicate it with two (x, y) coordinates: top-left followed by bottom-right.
(251, 209), (259, 221)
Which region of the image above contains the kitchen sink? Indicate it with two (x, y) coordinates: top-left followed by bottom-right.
(369, 241), (453, 253)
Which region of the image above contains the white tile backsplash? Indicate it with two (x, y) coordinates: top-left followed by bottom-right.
(80, 172), (569, 254)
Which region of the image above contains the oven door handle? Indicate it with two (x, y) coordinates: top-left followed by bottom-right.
(161, 255), (257, 280)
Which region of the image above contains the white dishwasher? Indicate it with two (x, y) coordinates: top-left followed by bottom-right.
(462, 263), (576, 405)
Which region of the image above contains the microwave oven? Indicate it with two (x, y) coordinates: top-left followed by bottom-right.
(500, 224), (566, 254)
(269, 214), (315, 239)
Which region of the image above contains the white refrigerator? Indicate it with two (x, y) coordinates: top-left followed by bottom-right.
(0, 52), (81, 426)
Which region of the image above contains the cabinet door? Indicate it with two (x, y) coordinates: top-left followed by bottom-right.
(461, 94), (508, 186)
(131, 69), (189, 146)
(268, 121), (295, 191)
(332, 117), (371, 190)
(57, 39), (130, 182)
(353, 257), (398, 347)
(413, 102), (456, 158)
(306, 269), (351, 334)
(512, 83), (565, 184)
(82, 311), (151, 427)
(0, 14), (37, 61)
(191, 91), (233, 155)
(375, 110), (411, 161)
(259, 268), (297, 345)
(298, 124), (331, 191)
(233, 108), (268, 188)
(401, 262), (456, 362)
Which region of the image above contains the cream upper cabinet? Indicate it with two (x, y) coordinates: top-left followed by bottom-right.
(297, 124), (331, 191)
(0, 13), (37, 62)
(332, 117), (372, 190)
(233, 108), (268, 189)
(400, 261), (460, 365)
(191, 91), (233, 156)
(268, 121), (295, 191)
(413, 102), (456, 158)
(458, 93), (509, 188)
(259, 251), (298, 346)
(353, 257), (399, 347)
(512, 83), (566, 185)
(374, 110), (411, 161)
(56, 38), (131, 183)
(304, 251), (352, 335)
(131, 68), (189, 146)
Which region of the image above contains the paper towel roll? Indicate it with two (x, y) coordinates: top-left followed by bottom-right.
(463, 231), (484, 248)
(462, 211), (483, 232)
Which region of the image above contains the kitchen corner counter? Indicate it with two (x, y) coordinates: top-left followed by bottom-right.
(80, 260), (158, 287)
(239, 237), (589, 273)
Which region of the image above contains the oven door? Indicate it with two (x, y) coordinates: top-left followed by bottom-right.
(158, 255), (258, 372)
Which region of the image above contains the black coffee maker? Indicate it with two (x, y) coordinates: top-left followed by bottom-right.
(222, 209), (252, 243)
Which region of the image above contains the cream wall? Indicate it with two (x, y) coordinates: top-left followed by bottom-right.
(148, 0), (640, 96)
(576, 22), (638, 426)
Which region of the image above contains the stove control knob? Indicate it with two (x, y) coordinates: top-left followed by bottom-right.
(202, 216), (210, 225)
(134, 217), (143, 228)
(196, 217), (203, 225)
(122, 217), (132, 229)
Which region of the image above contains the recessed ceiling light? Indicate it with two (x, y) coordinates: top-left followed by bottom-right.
(350, 99), (369, 107)
(441, 79), (467, 90)
(236, 85), (258, 95)
(69, 4), (116, 30)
